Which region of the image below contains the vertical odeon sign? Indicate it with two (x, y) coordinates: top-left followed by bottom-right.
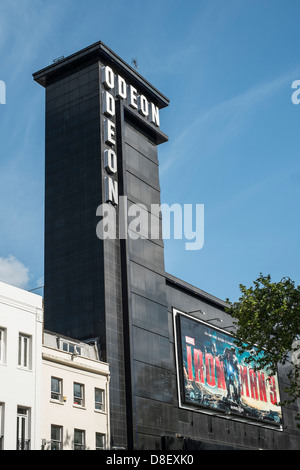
(101, 65), (160, 206)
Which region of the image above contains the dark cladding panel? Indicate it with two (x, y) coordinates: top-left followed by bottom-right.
(123, 116), (175, 449)
(124, 123), (158, 162)
(131, 293), (169, 337)
(134, 361), (174, 403)
(132, 326), (172, 370)
(129, 262), (167, 304)
(136, 397), (176, 435)
(44, 62), (105, 341)
(125, 145), (160, 188)
(128, 236), (164, 271)
(127, 171), (161, 208)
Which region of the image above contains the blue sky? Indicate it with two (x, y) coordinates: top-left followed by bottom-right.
(0, 0), (299, 302)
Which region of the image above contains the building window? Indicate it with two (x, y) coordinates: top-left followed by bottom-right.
(51, 377), (62, 401)
(51, 425), (63, 450)
(0, 403), (4, 450)
(95, 433), (105, 450)
(16, 407), (30, 450)
(61, 341), (81, 356)
(0, 328), (6, 364)
(18, 334), (31, 369)
(73, 383), (84, 407)
(95, 388), (105, 411)
(74, 429), (85, 450)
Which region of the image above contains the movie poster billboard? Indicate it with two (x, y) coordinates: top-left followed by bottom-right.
(174, 310), (282, 427)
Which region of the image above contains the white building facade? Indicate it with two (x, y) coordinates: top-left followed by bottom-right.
(0, 281), (43, 450)
(0, 280), (110, 451)
(42, 331), (110, 450)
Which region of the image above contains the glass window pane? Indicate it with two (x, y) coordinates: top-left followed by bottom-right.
(18, 335), (22, 365)
(18, 335), (30, 368)
(95, 388), (104, 410)
(51, 378), (61, 400)
(0, 330), (2, 362)
(51, 378), (59, 392)
(96, 433), (105, 450)
(74, 383), (81, 397)
(23, 337), (28, 367)
(51, 441), (61, 451)
(51, 425), (62, 450)
(74, 383), (83, 406)
(51, 425), (60, 440)
(74, 429), (85, 450)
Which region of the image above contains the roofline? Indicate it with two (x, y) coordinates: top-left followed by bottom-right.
(33, 40), (169, 109)
(165, 272), (228, 310)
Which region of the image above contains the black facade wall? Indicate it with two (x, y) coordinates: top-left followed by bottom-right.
(34, 42), (300, 451)
(35, 43), (170, 449)
(123, 119), (173, 450)
(41, 58), (128, 448)
(44, 61), (106, 340)
(165, 275), (300, 450)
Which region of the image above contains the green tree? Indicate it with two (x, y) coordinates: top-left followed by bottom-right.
(226, 274), (300, 424)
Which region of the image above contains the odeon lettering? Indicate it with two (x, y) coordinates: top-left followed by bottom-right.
(101, 65), (160, 206)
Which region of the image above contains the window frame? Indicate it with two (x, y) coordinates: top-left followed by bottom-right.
(94, 388), (105, 412)
(74, 428), (85, 450)
(18, 334), (31, 369)
(51, 424), (63, 450)
(95, 432), (106, 450)
(16, 406), (30, 450)
(61, 341), (81, 356)
(73, 382), (84, 407)
(0, 403), (4, 450)
(51, 377), (63, 402)
(0, 328), (6, 364)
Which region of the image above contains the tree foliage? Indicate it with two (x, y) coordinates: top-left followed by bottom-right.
(225, 274), (300, 420)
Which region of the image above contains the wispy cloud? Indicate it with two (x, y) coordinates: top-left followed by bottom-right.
(0, 255), (30, 289)
(1, 0), (71, 84)
(160, 66), (300, 176)
(147, 0), (243, 77)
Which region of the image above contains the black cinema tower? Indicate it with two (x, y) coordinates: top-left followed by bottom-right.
(33, 41), (300, 450)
